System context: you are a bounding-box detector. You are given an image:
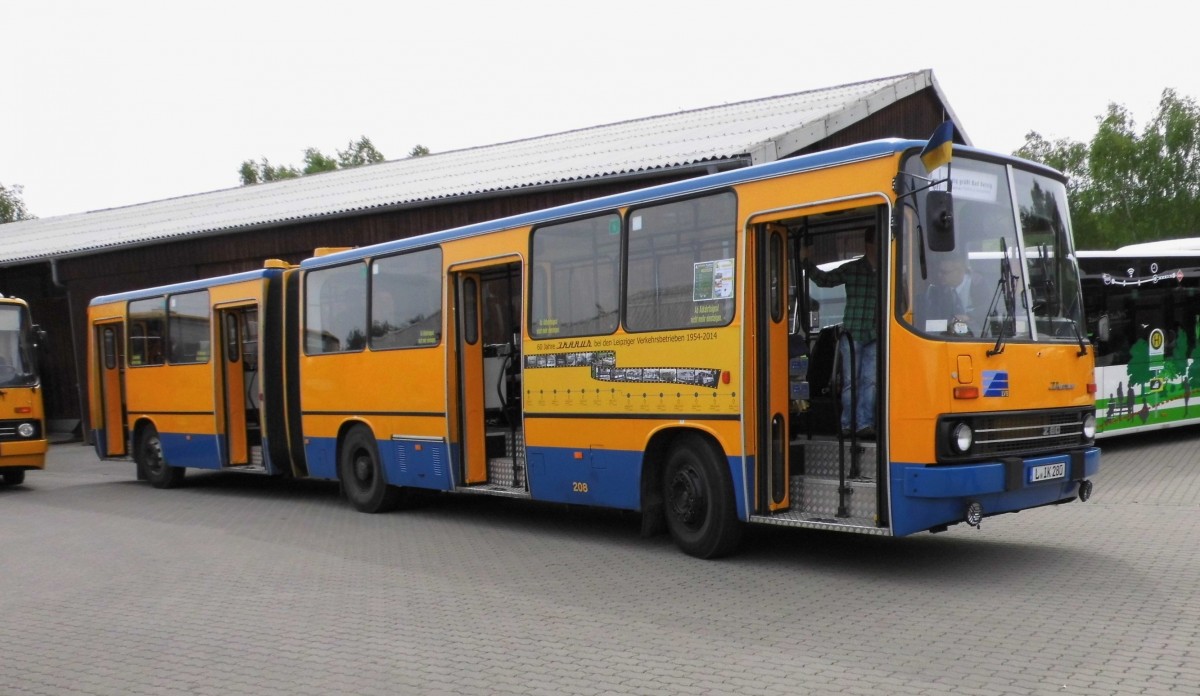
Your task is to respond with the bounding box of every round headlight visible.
[17,422,35,438]
[1082,412,1096,440]
[951,422,973,453]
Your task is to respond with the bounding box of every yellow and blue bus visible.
[88,137,1100,557]
[0,295,48,486]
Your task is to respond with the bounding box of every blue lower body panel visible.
[158,432,222,470]
[383,438,452,491]
[91,429,108,459]
[890,447,1101,536]
[525,446,641,509]
[299,437,747,517]
[302,436,455,489]
[304,439,338,480]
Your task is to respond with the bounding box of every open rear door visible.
[218,307,250,466]
[95,322,127,457]
[454,272,488,485]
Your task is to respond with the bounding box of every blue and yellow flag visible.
[919,121,955,172]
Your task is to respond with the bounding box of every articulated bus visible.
[1080,238,1200,436]
[88,137,1100,557]
[0,295,47,486]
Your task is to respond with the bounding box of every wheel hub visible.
[354,454,373,483]
[668,467,706,527]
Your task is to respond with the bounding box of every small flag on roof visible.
[919,121,955,172]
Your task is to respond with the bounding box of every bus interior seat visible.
[799,325,842,436]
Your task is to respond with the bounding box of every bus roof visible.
[302,139,1055,270]
[88,267,283,306]
[1114,238,1200,254]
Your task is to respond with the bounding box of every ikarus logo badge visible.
[983,370,1010,397]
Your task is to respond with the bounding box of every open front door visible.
[95,322,127,456]
[757,224,791,512]
[454,273,488,485]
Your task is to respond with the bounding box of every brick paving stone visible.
[1,432,1198,695]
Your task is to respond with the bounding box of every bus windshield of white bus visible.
[0,304,38,386]
[898,155,1085,345]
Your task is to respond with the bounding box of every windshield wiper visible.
[987,238,1020,357]
[1068,318,1088,357]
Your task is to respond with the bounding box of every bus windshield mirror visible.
[925,191,956,252]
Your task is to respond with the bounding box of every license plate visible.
[1030,462,1066,483]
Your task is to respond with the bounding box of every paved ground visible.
[1,431,1197,696]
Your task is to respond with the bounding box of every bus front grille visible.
[937,408,1091,462]
[0,419,42,442]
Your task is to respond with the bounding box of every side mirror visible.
[1097,315,1110,342]
[926,191,956,252]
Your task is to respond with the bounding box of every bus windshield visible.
[899,154,1084,344]
[0,304,38,386]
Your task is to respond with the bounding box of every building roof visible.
[0,69,965,267]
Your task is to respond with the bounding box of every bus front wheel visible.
[137,425,184,489]
[339,426,402,513]
[2,470,25,486]
[662,434,742,559]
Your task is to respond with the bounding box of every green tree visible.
[337,136,385,168]
[302,148,339,175]
[238,158,300,185]
[1016,89,1200,249]
[0,182,35,223]
[408,144,430,158]
[239,136,400,186]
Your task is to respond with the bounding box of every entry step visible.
[790,475,877,520]
[792,438,877,479]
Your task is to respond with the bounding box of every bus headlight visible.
[951,422,973,454]
[17,422,35,438]
[1082,412,1096,440]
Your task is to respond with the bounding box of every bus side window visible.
[530,214,620,339]
[625,192,736,332]
[128,297,166,366]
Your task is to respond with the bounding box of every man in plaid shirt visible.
[803,229,879,437]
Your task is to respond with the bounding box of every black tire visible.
[662,434,743,558]
[2,470,25,486]
[137,425,185,489]
[339,426,403,513]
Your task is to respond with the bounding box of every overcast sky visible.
[3,0,1195,219]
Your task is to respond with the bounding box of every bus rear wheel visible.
[137,425,184,489]
[339,426,403,513]
[2,470,25,486]
[662,434,742,559]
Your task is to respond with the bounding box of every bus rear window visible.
[625,192,737,332]
[305,264,368,354]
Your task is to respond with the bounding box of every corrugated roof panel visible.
[0,71,943,265]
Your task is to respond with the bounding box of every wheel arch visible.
[335,419,385,484]
[639,425,742,535]
[130,416,160,480]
